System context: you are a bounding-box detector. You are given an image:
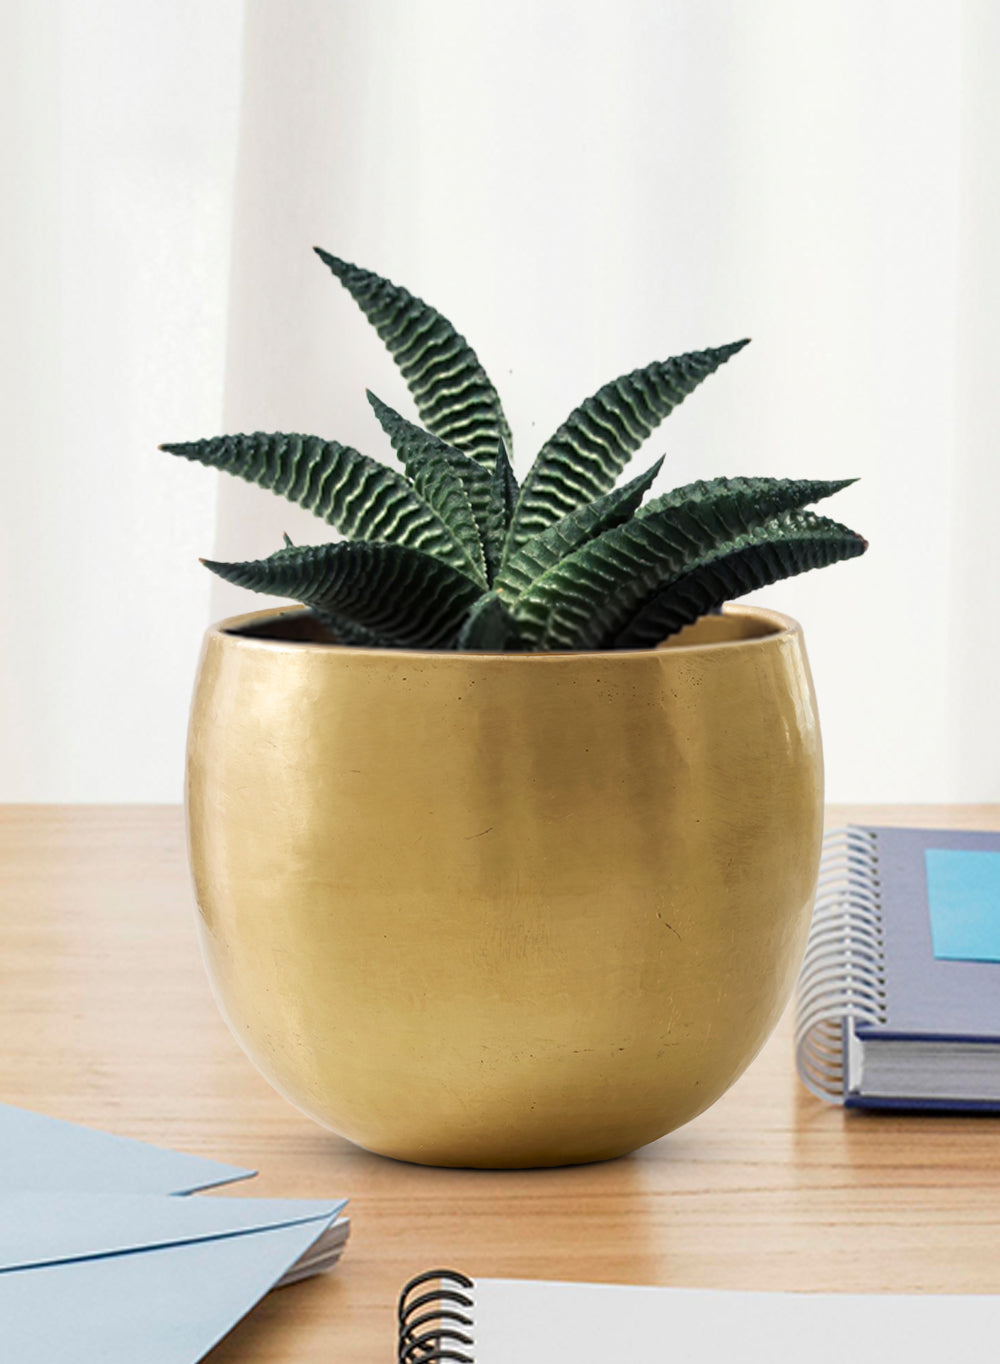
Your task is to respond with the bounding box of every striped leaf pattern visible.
[366,392,489,583]
[496,456,664,599]
[486,439,519,584]
[615,514,869,648]
[202,542,482,650]
[315,249,511,467]
[512,477,859,650]
[638,476,856,534]
[505,340,750,552]
[626,475,857,573]
[160,431,473,575]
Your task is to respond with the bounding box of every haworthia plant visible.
[162,252,867,651]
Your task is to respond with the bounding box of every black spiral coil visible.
[398,1268,475,1363]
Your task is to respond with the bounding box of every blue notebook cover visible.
[795,825,1000,1109]
[856,826,1000,1045]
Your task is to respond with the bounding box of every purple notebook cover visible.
[854,825,1000,1044]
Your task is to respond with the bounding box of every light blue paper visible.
[0,1196,343,1364]
[0,1191,346,1270]
[0,1103,255,1193]
[926,849,1000,962]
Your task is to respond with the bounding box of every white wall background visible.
[3,0,998,804]
[1,0,244,801]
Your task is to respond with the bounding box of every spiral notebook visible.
[397,1270,1000,1363]
[795,825,1000,1109]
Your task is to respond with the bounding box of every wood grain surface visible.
[2,804,1000,1360]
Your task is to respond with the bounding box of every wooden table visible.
[2,805,1000,1360]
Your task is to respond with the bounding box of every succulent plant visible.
[162,252,866,651]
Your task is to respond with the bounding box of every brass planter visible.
[186,604,822,1168]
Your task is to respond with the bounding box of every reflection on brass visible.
[186,604,823,1168]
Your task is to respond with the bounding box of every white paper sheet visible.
[471,1278,1000,1364]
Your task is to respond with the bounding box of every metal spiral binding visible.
[794,827,887,1102]
[398,1268,475,1363]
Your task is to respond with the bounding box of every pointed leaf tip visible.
[365,393,490,584]
[157,430,481,575]
[508,341,751,551]
[199,557,232,575]
[198,541,483,650]
[716,337,750,358]
[315,255,511,466]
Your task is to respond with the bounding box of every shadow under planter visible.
[186,603,823,1168]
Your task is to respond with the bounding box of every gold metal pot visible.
[186,603,822,1168]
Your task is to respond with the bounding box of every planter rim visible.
[207,602,802,661]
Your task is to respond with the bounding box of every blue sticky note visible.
[926,849,1000,962]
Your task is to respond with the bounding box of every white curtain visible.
[4,0,998,803]
[1,0,243,800]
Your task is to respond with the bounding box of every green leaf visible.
[315,249,512,467]
[637,476,856,535]
[455,590,524,651]
[614,513,868,648]
[486,438,519,585]
[202,542,482,650]
[506,340,750,551]
[311,610,398,649]
[366,391,489,583]
[496,456,664,599]
[512,476,858,650]
[160,431,478,579]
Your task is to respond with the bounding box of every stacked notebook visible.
[795,825,1000,1109]
[0,1101,349,1362]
